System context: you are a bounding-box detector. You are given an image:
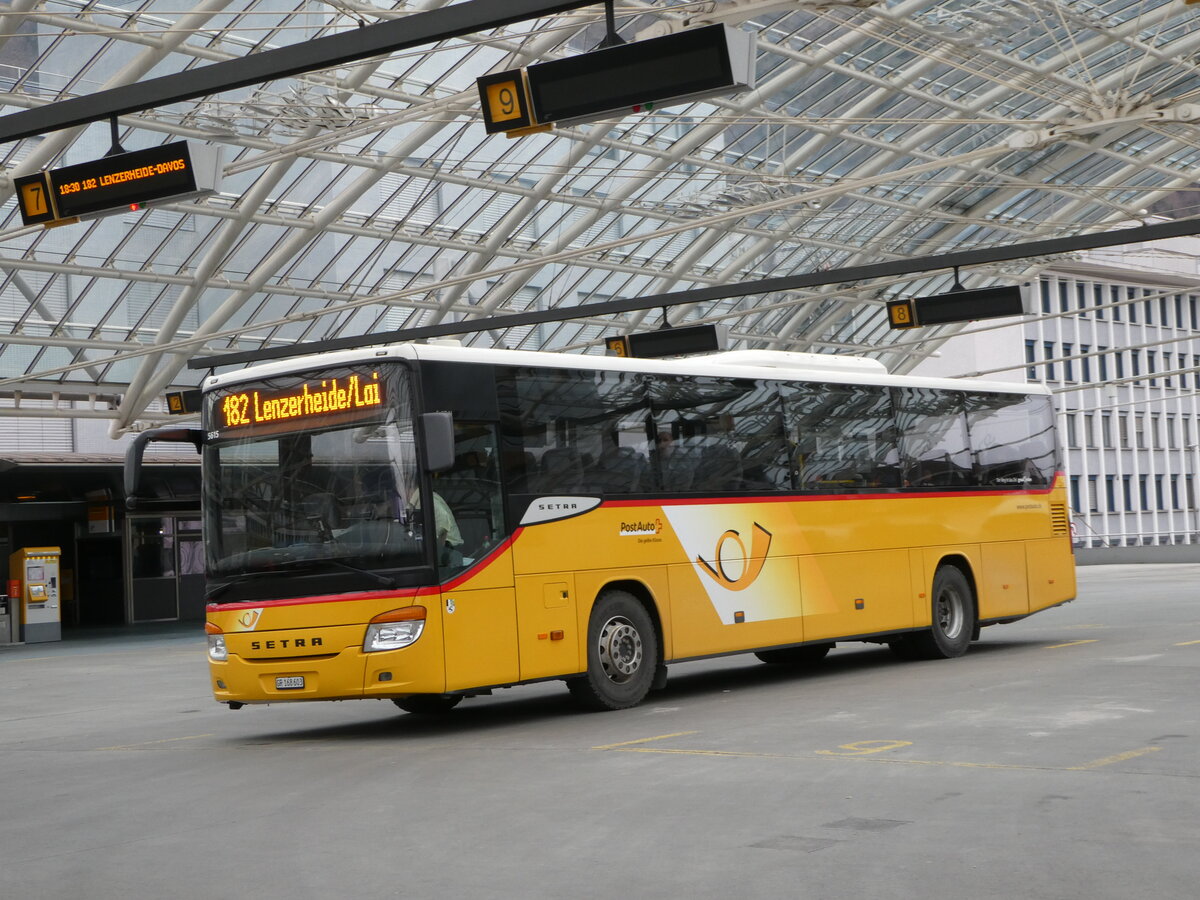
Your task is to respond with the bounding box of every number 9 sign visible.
[478,69,534,134]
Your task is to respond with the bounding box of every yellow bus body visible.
[207,478,1074,704]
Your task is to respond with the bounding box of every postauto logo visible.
[695,523,773,592]
[620,518,663,536]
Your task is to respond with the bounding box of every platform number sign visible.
[477,69,534,134]
[887,299,918,329]
[13,172,60,226]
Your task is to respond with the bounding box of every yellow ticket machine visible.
[10,547,62,643]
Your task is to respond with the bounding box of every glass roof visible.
[2,0,1200,432]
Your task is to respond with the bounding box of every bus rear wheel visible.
[891,564,975,660]
[393,695,462,714]
[755,644,833,666]
[568,590,658,711]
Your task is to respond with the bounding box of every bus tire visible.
[755,644,832,666]
[894,565,976,660]
[393,694,462,714]
[568,590,658,711]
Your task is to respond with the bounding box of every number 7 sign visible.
[13,172,59,226]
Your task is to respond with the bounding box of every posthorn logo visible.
[695,523,773,591]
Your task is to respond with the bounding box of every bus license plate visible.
[275,676,305,690]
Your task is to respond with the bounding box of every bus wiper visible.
[207,559,396,601]
[300,558,398,589]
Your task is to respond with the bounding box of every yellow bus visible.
[138,343,1075,713]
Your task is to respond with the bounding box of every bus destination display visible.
[216,372,385,437]
[14,141,222,226]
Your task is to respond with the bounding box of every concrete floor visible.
[2,564,1197,899]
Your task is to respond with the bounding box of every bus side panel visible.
[515,574,581,681]
[1025,537,1076,612]
[667,556,803,658]
[439,585,519,692]
[797,549,913,642]
[977,542,1030,619]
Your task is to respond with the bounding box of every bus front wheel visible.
[891,565,975,660]
[568,590,658,711]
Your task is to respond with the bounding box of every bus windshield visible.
[203,365,428,579]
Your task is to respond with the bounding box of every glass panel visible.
[203,364,427,577]
[893,388,974,487]
[965,392,1057,487]
[131,518,175,578]
[432,423,506,577]
[782,382,899,491]
[500,367,652,495]
[648,375,789,493]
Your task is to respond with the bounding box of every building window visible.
[1115,350,1125,379]
[1041,280,1052,314]
[1148,351,1157,387]
[1088,475,1099,512]
[1168,416,1177,449]
[1128,287,1138,323]
[1106,475,1117,512]
[1185,417,1193,447]
[1171,475,1180,510]
[1099,347,1109,381]
[1043,341,1056,381]
[1139,474,1149,510]
[1059,282,1070,313]
[1077,283,1088,313]
[1025,340,1037,381]
[1070,476,1082,513]
[1188,475,1196,511]
[1066,413,1078,448]
[1150,414,1160,449]
[1191,296,1198,330]
[1095,284,1105,319]
[1084,413,1095,448]
[1081,344,1091,382]
[1123,474,1133,511]
[1131,350,1141,379]
[1156,475,1165,511]
[1135,415,1146,449]
[1112,285,1123,321]
[1119,414,1130,448]
[1101,414,1113,448]
[1163,295,1171,326]
[1064,343,1075,382]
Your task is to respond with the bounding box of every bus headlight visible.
[364,606,426,652]
[206,623,228,661]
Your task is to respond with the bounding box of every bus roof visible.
[202,341,1046,397]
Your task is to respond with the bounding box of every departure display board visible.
[15,141,221,227]
[209,369,387,441]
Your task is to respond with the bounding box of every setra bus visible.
[129,342,1075,713]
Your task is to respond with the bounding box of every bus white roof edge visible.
[702,350,888,375]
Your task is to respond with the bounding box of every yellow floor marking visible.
[97,734,213,751]
[600,743,1163,774]
[1044,639,1099,649]
[1175,639,1200,646]
[1069,747,1161,770]
[592,731,698,750]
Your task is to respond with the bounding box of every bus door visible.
[432,424,519,691]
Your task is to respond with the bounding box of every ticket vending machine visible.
[9,547,62,643]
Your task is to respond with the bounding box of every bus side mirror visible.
[124,427,203,509]
[420,412,455,473]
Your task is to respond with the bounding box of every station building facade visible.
[911,230,1200,555]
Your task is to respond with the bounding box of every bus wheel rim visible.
[598,616,642,683]
[936,585,964,639]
